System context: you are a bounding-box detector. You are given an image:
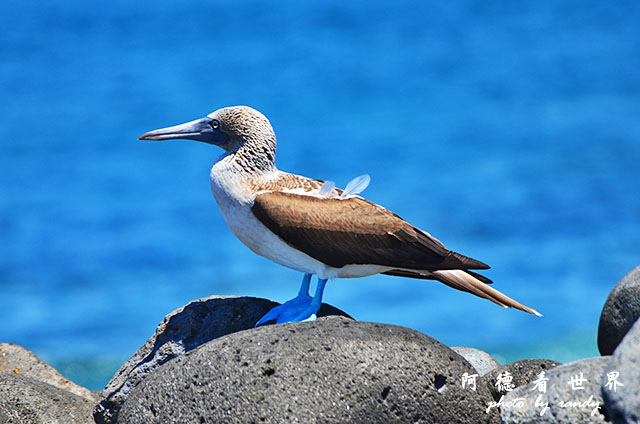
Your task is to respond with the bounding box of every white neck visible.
[209,151,278,206]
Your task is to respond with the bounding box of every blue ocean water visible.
[1,1,639,390]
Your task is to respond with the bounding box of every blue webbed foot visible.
[255,293,313,326]
[255,275,328,326]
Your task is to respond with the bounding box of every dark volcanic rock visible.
[0,342,97,402]
[95,295,352,424]
[119,317,499,424]
[0,373,94,424]
[500,357,610,424]
[598,265,640,355]
[482,359,561,402]
[452,346,500,376]
[602,316,640,423]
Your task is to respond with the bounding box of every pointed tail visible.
[432,269,542,316]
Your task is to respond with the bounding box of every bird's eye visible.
[210,120,220,129]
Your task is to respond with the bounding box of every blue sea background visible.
[1,1,639,390]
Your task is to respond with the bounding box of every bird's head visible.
[139,106,277,163]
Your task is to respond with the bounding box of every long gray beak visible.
[138,117,227,145]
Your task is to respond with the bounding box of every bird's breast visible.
[207,159,392,279]
[209,184,327,275]
[208,160,320,274]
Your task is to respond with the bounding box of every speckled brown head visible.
[139,106,277,169]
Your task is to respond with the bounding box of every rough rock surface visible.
[452,346,500,376]
[0,373,94,424]
[0,342,97,403]
[598,265,640,355]
[482,358,560,402]
[118,317,499,424]
[499,356,610,424]
[95,295,352,424]
[602,316,640,423]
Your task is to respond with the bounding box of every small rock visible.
[0,373,94,424]
[482,359,560,401]
[598,265,640,355]
[452,346,500,376]
[602,316,640,423]
[0,342,97,403]
[499,356,609,424]
[94,295,352,424]
[118,317,499,424]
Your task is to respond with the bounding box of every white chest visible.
[209,157,257,242]
[209,158,326,275]
[207,157,390,280]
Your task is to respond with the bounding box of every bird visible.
[139,106,541,325]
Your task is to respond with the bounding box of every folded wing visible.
[251,191,488,271]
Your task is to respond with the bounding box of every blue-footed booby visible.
[139,106,541,324]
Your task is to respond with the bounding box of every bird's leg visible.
[300,278,328,322]
[255,273,312,327]
[273,277,327,324]
[297,272,312,296]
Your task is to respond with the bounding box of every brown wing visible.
[251,191,489,270]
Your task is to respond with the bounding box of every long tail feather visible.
[432,270,542,316]
[383,269,493,284]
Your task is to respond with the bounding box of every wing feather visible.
[251,191,489,271]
